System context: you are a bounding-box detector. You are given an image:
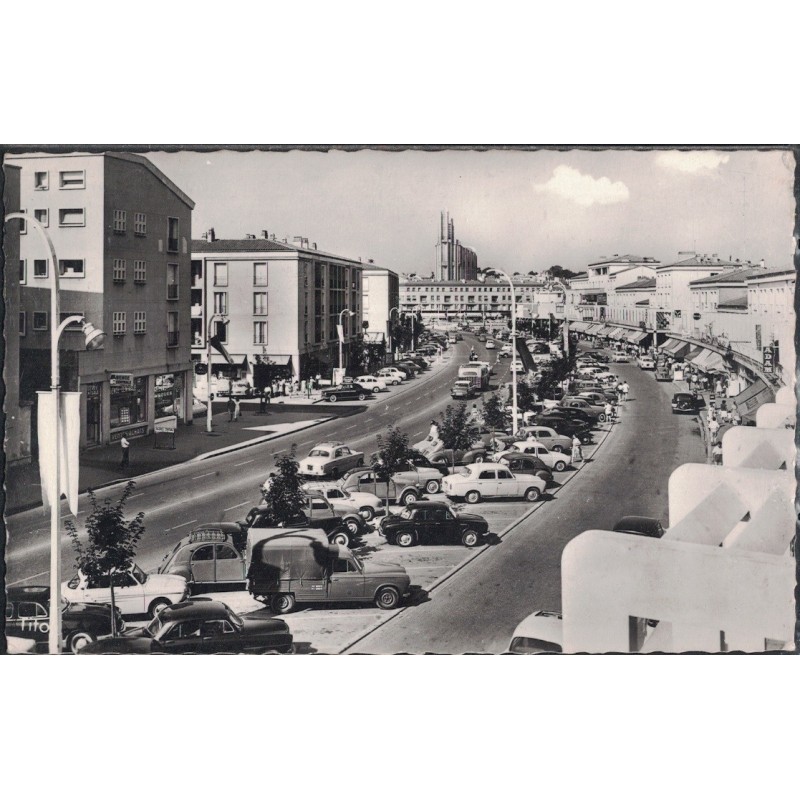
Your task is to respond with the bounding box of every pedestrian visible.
[233,396,241,420]
[604,401,613,423]
[571,434,583,463]
[119,435,130,469]
[622,381,629,402]
[227,397,235,422]
[712,441,723,466]
[264,385,271,405]
[708,416,720,444]
[428,419,439,441]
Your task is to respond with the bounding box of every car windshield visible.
[400,508,414,519]
[132,564,146,584]
[144,615,164,638]
[456,467,471,476]
[226,608,244,627]
[308,449,330,458]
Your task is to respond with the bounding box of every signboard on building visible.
[754,324,762,352]
[154,415,178,433]
[110,424,147,442]
[109,373,133,389]
[762,345,775,373]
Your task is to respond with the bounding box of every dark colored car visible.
[531,412,592,442]
[430,444,491,467]
[612,516,666,538]
[321,383,370,402]
[5,585,124,654]
[551,405,596,426]
[405,450,450,476]
[380,501,489,547]
[79,600,294,654]
[671,392,702,414]
[495,452,553,484]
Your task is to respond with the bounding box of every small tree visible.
[65,481,145,636]
[372,424,415,485]
[439,404,474,466]
[262,445,306,525]
[483,393,508,432]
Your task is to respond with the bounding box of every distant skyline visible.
[141,147,796,275]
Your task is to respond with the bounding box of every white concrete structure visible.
[362,264,399,345]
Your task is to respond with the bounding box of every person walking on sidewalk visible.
[622,381,629,402]
[708,415,720,444]
[119,435,130,469]
[233,397,241,421]
[571,434,583,463]
[227,397,235,422]
[712,441,723,465]
[604,401,614,424]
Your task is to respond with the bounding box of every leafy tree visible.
[65,481,145,636]
[438,404,474,453]
[483,393,508,432]
[536,352,576,400]
[262,445,306,525]
[372,425,416,484]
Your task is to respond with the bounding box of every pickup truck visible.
[340,466,432,506]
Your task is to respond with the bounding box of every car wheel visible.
[554,460,566,472]
[375,586,400,610]
[461,529,480,547]
[598,413,607,422]
[551,445,563,453]
[400,490,417,506]
[373,386,381,393]
[271,593,296,614]
[392,379,400,385]
[358,393,367,401]
[148,598,172,618]
[473,454,485,463]
[465,490,481,504]
[425,479,441,494]
[327,394,337,402]
[524,486,541,502]
[396,531,415,547]
[68,631,96,654]
[332,529,351,547]
[359,506,375,521]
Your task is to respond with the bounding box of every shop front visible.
[109,375,148,441]
[154,372,185,422]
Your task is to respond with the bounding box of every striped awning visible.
[689,349,727,373]
[606,326,626,339]
[585,323,605,334]
[685,346,704,363]
[626,330,648,343]
[569,321,590,332]
[662,338,686,354]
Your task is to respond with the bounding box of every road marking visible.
[7,571,49,586]
[191,471,216,480]
[223,501,249,512]
[234,459,255,466]
[128,492,145,500]
[165,519,197,531]
[272,448,287,455]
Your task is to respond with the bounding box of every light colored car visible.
[375,367,407,385]
[355,375,388,393]
[507,610,563,653]
[576,365,605,376]
[301,483,385,520]
[516,426,572,453]
[485,340,496,350]
[637,355,655,370]
[298,442,365,478]
[611,352,630,362]
[510,360,525,373]
[63,563,189,618]
[494,440,571,472]
[442,463,546,503]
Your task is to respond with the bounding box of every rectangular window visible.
[34,208,49,227]
[113,258,127,282]
[134,260,147,283]
[34,259,48,278]
[33,311,48,330]
[59,208,85,227]
[167,311,179,347]
[167,263,179,299]
[113,209,126,233]
[134,212,146,236]
[134,311,146,334]
[19,260,26,285]
[19,312,26,336]
[253,262,268,286]
[214,262,228,286]
[213,292,228,315]
[113,311,126,336]
[59,170,85,189]
[59,259,85,278]
[34,171,49,190]
[110,376,147,429]
[167,217,179,252]
[214,320,227,343]
[253,292,268,315]
[253,321,267,345]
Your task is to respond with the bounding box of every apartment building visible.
[7,152,194,450]
[362,264,400,345]
[190,232,364,382]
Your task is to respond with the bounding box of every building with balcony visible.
[434,211,478,281]
[6,152,194,450]
[190,232,364,383]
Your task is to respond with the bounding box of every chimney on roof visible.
[760,258,765,269]
[245,233,256,239]
[368,259,374,264]
[312,242,317,250]
[271,234,277,241]
[207,228,216,242]
[261,230,268,239]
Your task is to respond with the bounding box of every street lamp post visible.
[339,308,355,372]
[5,213,105,654]
[411,305,421,351]
[388,306,399,356]
[206,313,227,433]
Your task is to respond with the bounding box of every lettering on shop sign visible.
[110,425,148,442]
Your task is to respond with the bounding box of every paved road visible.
[348,358,707,653]
[4,334,507,587]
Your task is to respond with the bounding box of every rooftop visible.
[588,254,660,267]
[660,254,754,270]
[192,236,382,267]
[616,277,656,291]
[689,266,766,286]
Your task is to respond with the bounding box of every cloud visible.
[655,151,730,174]
[533,165,629,207]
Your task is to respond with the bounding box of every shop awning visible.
[670,341,692,358]
[209,353,248,366]
[662,338,684,354]
[569,321,590,332]
[585,323,605,334]
[606,326,625,339]
[733,378,775,421]
[688,348,727,373]
[626,330,648,343]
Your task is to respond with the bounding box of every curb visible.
[337,416,618,654]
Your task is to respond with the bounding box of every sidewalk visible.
[4,403,348,515]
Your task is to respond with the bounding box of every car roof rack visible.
[188,529,229,544]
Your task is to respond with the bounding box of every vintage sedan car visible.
[320,383,371,402]
[671,392,702,414]
[507,610,563,654]
[611,352,630,362]
[451,379,477,400]
[5,585,125,654]
[637,355,655,370]
[380,501,489,547]
[404,450,450,476]
[80,600,294,655]
[355,375,388,393]
[516,425,572,453]
[429,443,491,467]
[578,389,618,406]
[298,442,365,479]
[301,483,385,520]
[510,360,525,373]
[495,452,553,484]
[375,367,407,385]
[530,412,592,442]
[63,564,189,618]
[485,340,496,350]
[442,463,546,504]
[559,397,608,422]
[351,460,443,494]
[494,441,571,472]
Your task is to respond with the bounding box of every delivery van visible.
[246,529,412,614]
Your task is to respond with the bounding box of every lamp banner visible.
[337,323,344,343]
[36,391,81,516]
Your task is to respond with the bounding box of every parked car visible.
[485,340,496,350]
[63,563,189,619]
[451,379,477,400]
[577,390,618,406]
[298,442,365,478]
[429,443,491,467]
[5,585,125,654]
[560,397,608,422]
[611,352,629,363]
[671,392,702,414]
[516,425,572,453]
[320,383,370,402]
[355,375,388,392]
[531,411,592,442]
[340,468,422,506]
[507,610,563,653]
[495,452,553,484]
[80,600,294,654]
[550,405,596,426]
[442,463,546,503]
[380,501,489,547]
[494,441,571,472]
[302,484,385,520]
[375,367,407,385]
[404,450,450,476]
[510,360,525,373]
[613,516,666,538]
[637,355,655,370]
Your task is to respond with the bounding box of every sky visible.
[146,147,796,275]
